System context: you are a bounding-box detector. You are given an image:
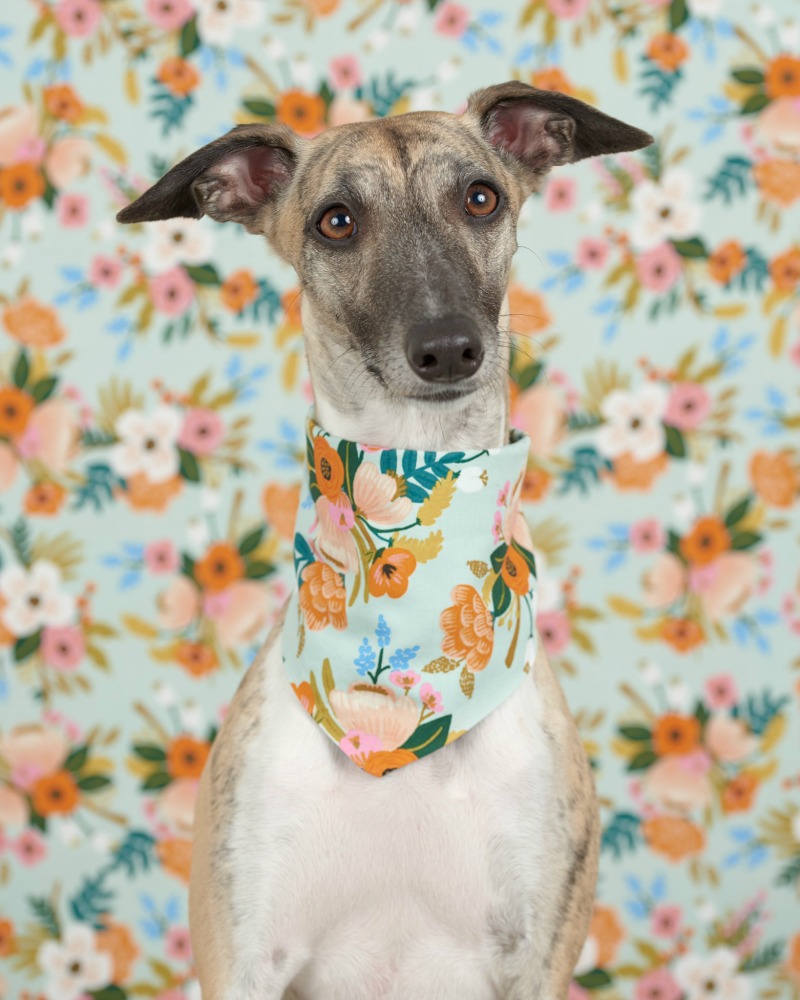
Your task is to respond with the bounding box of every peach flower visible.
[156,837,192,882]
[328,96,372,127]
[0,725,68,779]
[588,905,625,966]
[506,284,552,335]
[353,461,412,525]
[0,442,18,491]
[699,553,757,621]
[329,683,419,750]
[261,482,300,540]
[2,298,66,349]
[642,816,705,862]
[0,105,37,166]
[643,553,686,608]
[95,917,140,984]
[644,756,712,812]
[44,136,92,188]
[26,399,80,474]
[513,384,565,457]
[157,575,199,631]
[159,777,198,832]
[704,714,758,763]
[756,97,800,154]
[314,495,359,573]
[0,785,28,827]
[213,580,269,648]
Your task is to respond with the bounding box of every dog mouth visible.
[405,385,479,404]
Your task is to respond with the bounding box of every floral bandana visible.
[282,416,538,778]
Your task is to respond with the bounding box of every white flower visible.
[696,900,718,924]
[91,831,114,855]
[397,6,421,31]
[195,0,262,45]
[21,205,45,239]
[154,681,178,708]
[181,702,205,734]
[666,679,692,712]
[674,947,751,1000]
[55,818,83,847]
[630,169,702,250]
[689,0,722,16]
[408,87,435,112]
[686,460,707,487]
[186,518,211,553]
[583,200,605,223]
[185,980,202,1000]
[264,38,286,61]
[752,3,775,27]
[290,55,314,86]
[779,20,800,50]
[93,218,115,241]
[573,934,599,975]
[142,218,213,272]
[38,923,113,1000]
[0,560,75,637]
[110,406,182,484]
[641,660,663,686]
[436,56,461,83]
[366,27,390,51]
[455,466,487,492]
[596,383,668,462]
[1,242,22,268]
[200,487,222,512]
[673,495,696,531]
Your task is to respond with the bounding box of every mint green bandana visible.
[282,416,538,777]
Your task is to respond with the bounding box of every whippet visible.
[118,81,652,1000]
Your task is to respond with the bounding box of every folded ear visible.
[116,124,303,233]
[467,81,653,188]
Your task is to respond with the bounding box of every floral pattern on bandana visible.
[283,418,537,776]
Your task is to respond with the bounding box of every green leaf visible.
[724,496,752,528]
[627,749,657,771]
[576,969,613,990]
[31,375,58,403]
[184,263,221,285]
[619,726,652,742]
[668,0,688,29]
[181,553,196,580]
[133,744,167,762]
[13,351,30,389]
[731,531,761,551]
[143,771,171,791]
[242,98,276,118]
[666,530,683,558]
[491,574,512,618]
[90,987,127,1000]
[671,237,708,259]
[244,560,274,579]
[178,447,200,482]
[77,774,112,792]
[732,67,764,84]
[14,630,41,662]
[400,715,451,759]
[179,16,199,56]
[64,746,89,772]
[238,526,265,556]
[741,92,770,115]
[664,424,686,458]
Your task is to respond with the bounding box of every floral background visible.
[0,0,799,998]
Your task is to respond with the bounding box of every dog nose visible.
[406,316,484,383]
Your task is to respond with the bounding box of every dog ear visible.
[116,124,302,233]
[467,81,652,184]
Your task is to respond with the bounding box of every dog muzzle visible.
[282,415,538,777]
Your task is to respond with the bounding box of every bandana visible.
[282,415,538,777]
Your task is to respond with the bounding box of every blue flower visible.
[354,638,376,676]
[375,615,391,648]
[388,646,420,670]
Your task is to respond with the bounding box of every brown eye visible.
[318,206,356,240]
[465,183,499,218]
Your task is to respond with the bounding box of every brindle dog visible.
[119,82,652,1000]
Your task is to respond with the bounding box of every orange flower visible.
[722,772,758,813]
[680,515,731,566]
[281,286,303,328]
[750,450,799,508]
[441,584,495,673]
[262,482,300,540]
[788,933,800,981]
[589,905,625,966]
[0,387,35,438]
[167,735,210,779]
[765,54,800,98]
[176,641,219,678]
[0,162,45,210]
[157,57,200,96]
[44,83,84,123]
[368,548,417,599]
[2,297,66,348]
[291,680,315,715]
[24,482,66,516]
[95,917,140,983]
[220,269,258,312]
[501,545,530,596]
[31,770,79,816]
[299,561,348,631]
[195,542,245,592]
[313,436,344,500]
[0,918,15,958]
[708,240,747,284]
[647,33,689,72]
[521,466,552,502]
[642,816,705,862]
[661,617,705,652]
[769,246,800,291]
[308,0,340,13]
[156,836,192,882]
[610,451,668,491]
[276,89,326,136]
[652,713,701,756]
[754,160,800,207]
[360,748,417,777]
[530,67,574,94]
[506,283,552,335]
[123,472,183,512]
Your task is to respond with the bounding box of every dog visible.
[118,81,652,1000]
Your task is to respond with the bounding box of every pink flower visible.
[650,904,683,939]
[149,266,195,316]
[576,237,609,270]
[213,580,269,648]
[546,0,591,17]
[329,54,362,91]
[680,749,712,774]
[389,670,420,691]
[420,683,443,713]
[178,408,225,455]
[45,136,92,187]
[643,553,686,608]
[144,539,179,575]
[568,983,590,1000]
[339,730,383,758]
[688,561,719,594]
[634,967,682,1000]
[202,588,232,619]
[536,609,571,656]
[630,517,665,554]
[157,575,200,630]
[12,830,47,867]
[56,193,90,228]
[165,926,193,961]
[41,625,85,672]
[636,243,682,293]
[88,254,123,288]
[54,0,102,37]
[544,176,577,212]
[789,339,800,368]
[434,2,470,36]
[144,0,194,30]
[705,673,738,710]
[15,137,46,164]
[664,382,711,431]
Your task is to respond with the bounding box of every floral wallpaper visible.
[0,0,799,998]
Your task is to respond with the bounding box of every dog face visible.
[118,83,651,412]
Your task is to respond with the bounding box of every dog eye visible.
[318,206,356,241]
[465,183,499,218]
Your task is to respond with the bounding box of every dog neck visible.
[301,297,511,452]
